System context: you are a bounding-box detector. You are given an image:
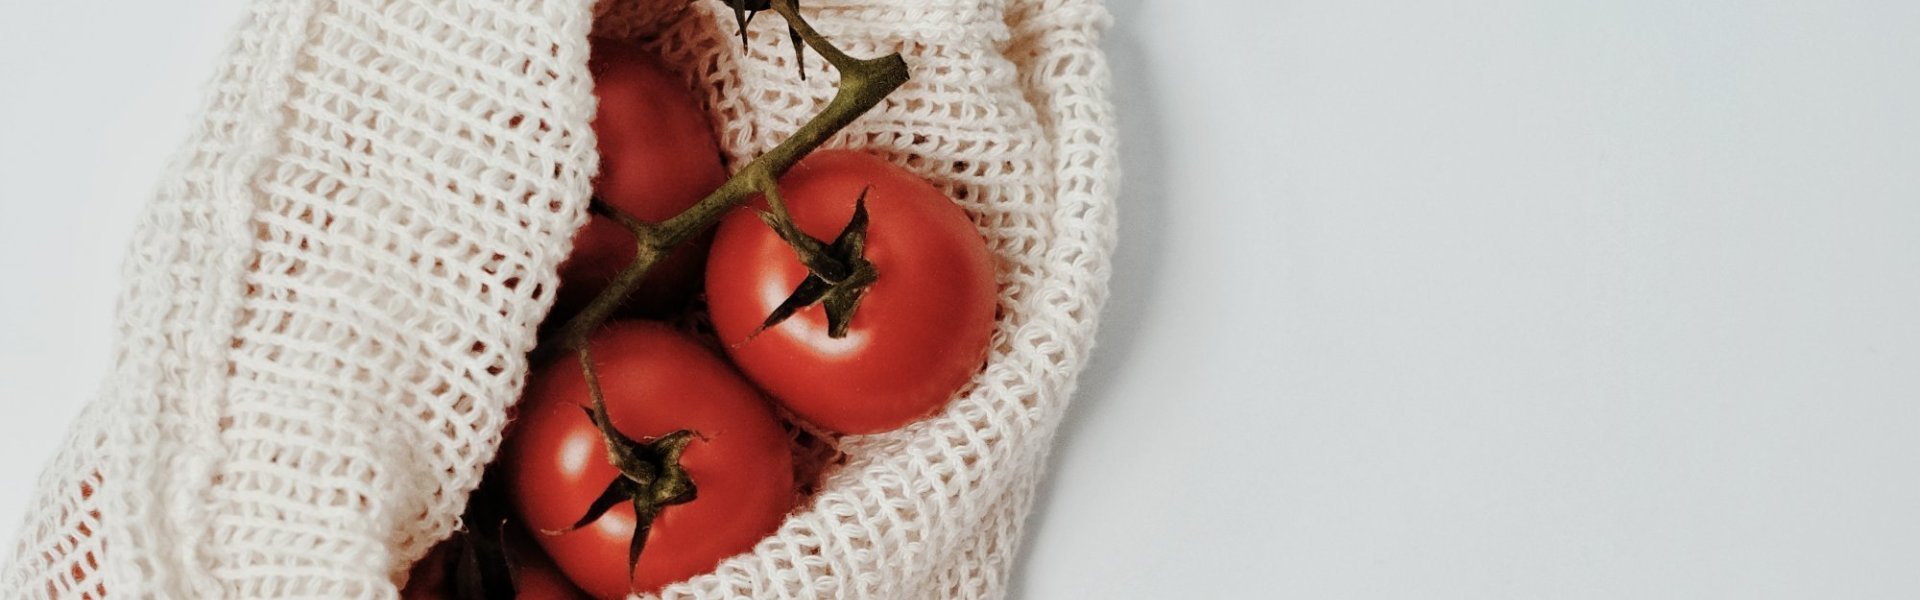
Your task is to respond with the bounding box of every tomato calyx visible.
[717,0,810,79]
[755,187,878,338]
[445,518,518,600]
[543,347,702,579]
[417,483,520,599]
[547,428,697,577]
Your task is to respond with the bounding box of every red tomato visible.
[556,40,727,318]
[704,150,998,434]
[401,524,590,600]
[508,545,590,600]
[400,540,456,599]
[503,323,793,598]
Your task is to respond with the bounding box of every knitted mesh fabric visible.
[3,0,1116,598]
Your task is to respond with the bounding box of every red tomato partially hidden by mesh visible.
[705,150,998,434]
[503,323,793,598]
[556,40,726,319]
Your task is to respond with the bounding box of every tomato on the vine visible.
[556,40,727,318]
[704,150,998,435]
[503,322,793,598]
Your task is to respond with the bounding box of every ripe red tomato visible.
[556,40,727,318]
[503,322,793,598]
[506,549,588,600]
[401,524,589,600]
[704,150,998,434]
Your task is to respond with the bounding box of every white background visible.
[4,1,1920,598]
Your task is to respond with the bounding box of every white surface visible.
[4,1,1920,598]
[0,0,250,537]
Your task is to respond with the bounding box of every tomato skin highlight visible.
[557,40,727,318]
[503,322,793,598]
[704,150,999,435]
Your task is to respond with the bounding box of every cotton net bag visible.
[4,0,1116,597]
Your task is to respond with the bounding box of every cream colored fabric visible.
[4,0,1116,598]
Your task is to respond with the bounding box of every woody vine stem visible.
[517,0,910,577]
[536,0,906,362]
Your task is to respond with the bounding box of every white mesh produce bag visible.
[4,0,1116,597]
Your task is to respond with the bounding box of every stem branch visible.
[533,0,906,363]
[511,3,908,583]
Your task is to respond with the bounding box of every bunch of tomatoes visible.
[403,39,996,600]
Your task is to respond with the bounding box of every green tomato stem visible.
[518,1,910,578]
[533,0,906,363]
